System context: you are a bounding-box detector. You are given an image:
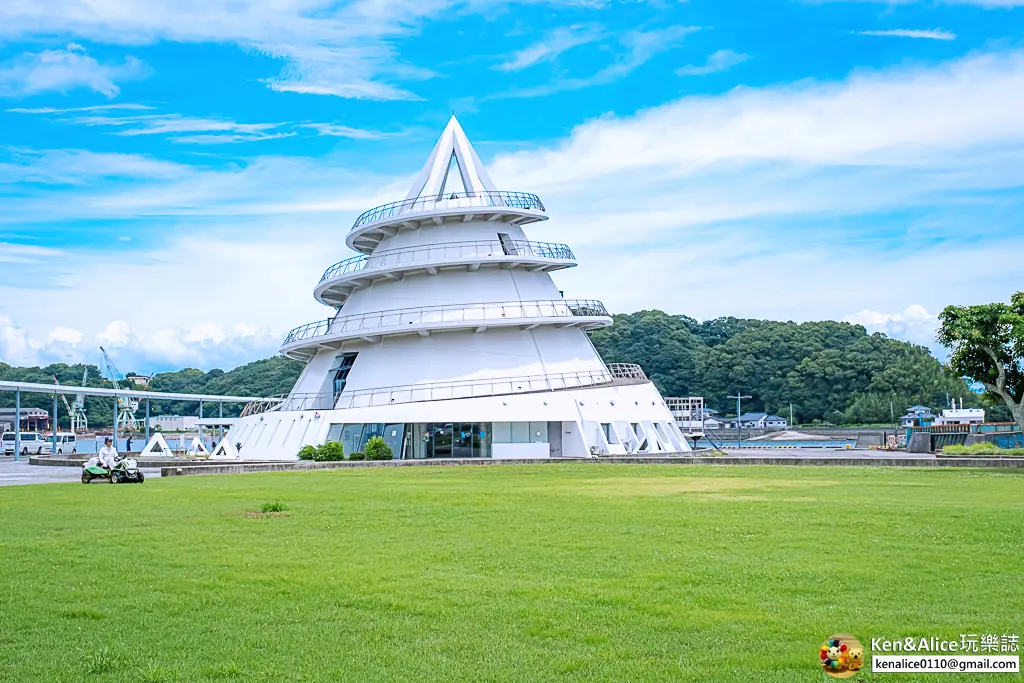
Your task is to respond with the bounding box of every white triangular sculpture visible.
[209,439,239,460]
[404,115,496,201]
[139,432,175,458]
[187,437,209,457]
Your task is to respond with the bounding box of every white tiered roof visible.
[405,115,497,201]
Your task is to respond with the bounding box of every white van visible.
[54,433,77,455]
[1,432,52,456]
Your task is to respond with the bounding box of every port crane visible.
[100,347,140,432]
[50,370,89,433]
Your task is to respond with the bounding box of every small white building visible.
[149,415,199,431]
[737,412,788,430]
[934,408,985,426]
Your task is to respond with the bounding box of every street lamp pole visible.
[728,393,752,449]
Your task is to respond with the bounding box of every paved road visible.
[0,458,162,486]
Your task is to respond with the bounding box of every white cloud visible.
[0,0,486,100]
[488,49,1024,189]
[495,24,700,98]
[0,148,190,185]
[856,29,957,41]
[4,48,1024,369]
[844,305,942,354]
[676,49,749,76]
[0,44,146,98]
[6,103,154,114]
[495,25,604,72]
[298,123,390,139]
[47,327,84,345]
[9,107,390,145]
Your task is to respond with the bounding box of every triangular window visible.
[436,151,468,200]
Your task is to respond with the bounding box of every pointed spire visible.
[405,115,497,201]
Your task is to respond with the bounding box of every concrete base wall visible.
[162,455,1024,478]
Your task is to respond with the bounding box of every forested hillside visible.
[588,310,987,424]
[0,311,995,429]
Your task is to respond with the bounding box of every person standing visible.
[126,436,133,453]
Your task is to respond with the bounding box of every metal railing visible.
[283,299,611,346]
[352,191,545,230]
[319,239,575,284]
[607,363,649,383]
[239,363,650,415]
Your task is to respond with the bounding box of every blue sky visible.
[1,0,1022,373]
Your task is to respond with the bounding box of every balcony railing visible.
[239,363,649,415]
[607,363,649,382]
[319,240,575,284]
[283,299,611,346]
[352,191,545,231]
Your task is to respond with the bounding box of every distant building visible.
[900,405,936,428]
[149,415,198,431]
[0,407,50,432]
[737,412,788,430]
[703,416,727,430]
[934,407,985,426]
[126,375,153,388]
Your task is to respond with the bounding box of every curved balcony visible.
[314,239,577,307]
[281,299,612,360]
[239,363,649,415]
[347,191,548,254]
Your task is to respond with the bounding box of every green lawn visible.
[1,465,1022,682]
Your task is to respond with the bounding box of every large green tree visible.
[938,292,1024,429]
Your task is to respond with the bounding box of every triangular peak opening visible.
[437,151,469,200]
[405,115,497,202]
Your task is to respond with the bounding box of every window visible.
[330,353,358,397]
[510,422,530,443]
[601,423,611,442]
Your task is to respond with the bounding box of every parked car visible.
[1,432,52,456]
[54,433,77,455]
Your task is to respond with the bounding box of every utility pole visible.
[728,393,752,449]
[789,403,794,428]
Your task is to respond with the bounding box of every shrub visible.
[348,451,366,461]
[314,441,345,461]
[261,501,287,513]
[297,445,317,461]
[942,443,1024,456]
[365,436,394,460]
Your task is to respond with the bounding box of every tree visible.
[938,292,1024,429]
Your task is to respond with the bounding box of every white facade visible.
[149,415,199,431]
[225,116,687,460]
[934,408,985,425]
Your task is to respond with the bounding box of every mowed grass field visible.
[1,465,1022,682]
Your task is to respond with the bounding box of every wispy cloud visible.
[0,0,468,100]
[73,113,282,137]
[299,123,391,139]
[494,24,700,99]
[494,25,604,72]
[0,44,147,98]
[856,29,957,40]
[676,49,749,76]
[7,107,387,144]
[0,148,190,185]
[6,103,154,114]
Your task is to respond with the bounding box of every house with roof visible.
[899,405,936,428]
[737,412,788,430]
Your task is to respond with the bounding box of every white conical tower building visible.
[227,116,688,459]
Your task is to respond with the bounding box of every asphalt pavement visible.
[0,458,162,486]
